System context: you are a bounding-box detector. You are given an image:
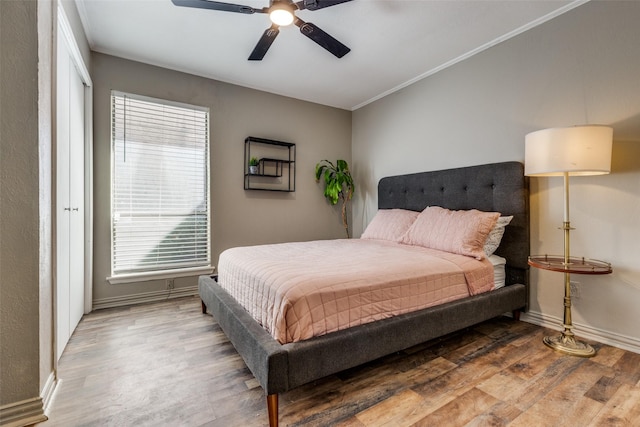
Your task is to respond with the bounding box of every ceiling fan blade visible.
[171,0,266,14]
[295,0,353,11]
[248,25,280,61]
[295,19,350,58]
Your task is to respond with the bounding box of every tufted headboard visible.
[378,161,529,288]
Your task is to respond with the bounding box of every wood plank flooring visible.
[39,296,640,426]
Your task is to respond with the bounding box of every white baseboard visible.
[521,310,640,354]
[92,286,198,310]
[40,371,58,414]
[0,397,47,427]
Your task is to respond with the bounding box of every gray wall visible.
[352,1,640,349]
[0,0,45,410]
[91,53,352,302]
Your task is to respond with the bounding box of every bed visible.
[198,161,529,426]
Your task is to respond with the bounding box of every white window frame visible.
[107,91,212,284]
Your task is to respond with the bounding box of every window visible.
[109,91,211,282]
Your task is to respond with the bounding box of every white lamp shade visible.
[525,125,613,176]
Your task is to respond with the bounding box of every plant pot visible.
[249,166,258,174]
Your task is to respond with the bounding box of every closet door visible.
[56,32,71,359]
[68,55,85,334]
[56,30,85,359]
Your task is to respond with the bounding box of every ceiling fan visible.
[171,0,353,60]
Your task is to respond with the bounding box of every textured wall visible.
[0,0,42,405]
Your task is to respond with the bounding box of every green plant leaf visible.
[314,159,355,226]
[315,163,326,181]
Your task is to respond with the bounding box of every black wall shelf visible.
[244,136,296,192]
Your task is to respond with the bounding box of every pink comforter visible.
[217,239,494,344]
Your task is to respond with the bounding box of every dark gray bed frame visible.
[198,161,529,426]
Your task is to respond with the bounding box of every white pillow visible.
[361,209,419,242]
[484,215,513,257]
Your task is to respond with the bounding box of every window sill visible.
[107,266,215,285]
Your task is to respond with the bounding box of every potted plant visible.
[315,159,355,238]
[249,157,259,174]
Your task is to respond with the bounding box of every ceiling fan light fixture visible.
[269,5,294,26]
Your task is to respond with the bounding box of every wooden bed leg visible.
[201,299,207,314]
[267,394,278,427]
[512,310,521,321]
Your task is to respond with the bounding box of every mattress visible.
[217,239,495,344]
[489,254,507,289]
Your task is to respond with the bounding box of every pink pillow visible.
[402,206,499,259]
[361,209,419,242]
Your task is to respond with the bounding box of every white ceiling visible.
[76,0,585,110]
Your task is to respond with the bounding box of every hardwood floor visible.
[39,296,640,426]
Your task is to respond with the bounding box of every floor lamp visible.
[525,125,613,357]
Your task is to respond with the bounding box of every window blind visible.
[111,91,210,276]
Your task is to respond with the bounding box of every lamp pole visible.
[542,172,596,357]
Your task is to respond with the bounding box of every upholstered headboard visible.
[378,161,529,288]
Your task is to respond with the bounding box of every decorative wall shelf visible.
[244,136,296,192]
